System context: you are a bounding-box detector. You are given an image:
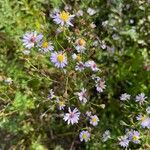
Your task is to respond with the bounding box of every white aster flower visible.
[93,40,99,47]
[56,99,65,110]
[85,60,99,72]
[72,53,77,60]
[52,11,75,27]
[22,31,43,49]
[87,8,96,16]
[76,88,88,103]
[63,107,80,125]
[79,130,90,142]
[85,111,92,117]
[4,77,13,84]
[50,51,67,68]
[75,38,86,53]
[95,78,106,93]
[75,61,85,71]
[135,93,147,105]
[120,93,131,101]
[22,50,30,55]
[39,41,54,53]
[90,22,96,28]
[146,106,150,114]
[76,10,83,17]
[90,115,99,126]
[102,130,111,142]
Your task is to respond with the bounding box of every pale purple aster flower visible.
[118,135,129,148]
[136,115,150,128]
[86,111,92,117]
[95,78,106,93]
[52,11,75,27]
[63,107,80,125]
[75,38,86,53]
[90,115,99,126]
[48,89,55,99]
[76,88,88,103]
[102,130,111,142]
[50,51,67,68]
[22,31,43,49]
[75,62,85,71]
[129,130,140,144]
[39,41,54,53]
[146,106,150,114]
[135,93,147,105]
[85,60,99,72]
[56,99,65,110]
[87,8,96,16]
[79,130,90,142]
[120,93,131,101]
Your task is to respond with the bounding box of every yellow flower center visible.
[82,134,87,140]
[42,41,48,48]
[60,11,70,22]
[133,135,139,141]
[57,54,65,62]
[77,55,81,61]
[59,101,65,106]
[92,117,97,123]
[78,38,86,46]
[141,116,146,121]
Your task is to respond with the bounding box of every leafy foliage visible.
[0,0,150,150]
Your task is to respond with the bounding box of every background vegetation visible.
[0,0,150,149]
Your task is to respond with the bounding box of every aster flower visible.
[56,99,65,110]
[85,60,99,72]
[90,22,96,29]
[50,51,67,68]
[136,115,150,128]
[22,31,43,49]
[129,130,140,144]
[118,135,129,148]
[95,78,106,93]
[102,130,111,142]
[72,53,81,61]
[22,50,30,55]
[85,111,92,117]
[63,107,80,125]
[120,93,131,101]
[135,93,147,105]
[76,88,88,103]
[79,130,90,142]
[90,115,99,126]
[76,10,83,17]
[52,11,75,27]
[87,8,96,16]
[4,78,13,84]
[39,41,54,53]
[75,61,85,71]
[146,106,150,114]
[48,89,55,99]
[75,38,86,53]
